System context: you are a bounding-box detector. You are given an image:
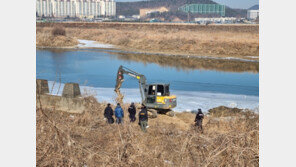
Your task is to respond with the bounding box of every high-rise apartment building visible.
[36,0,116,18]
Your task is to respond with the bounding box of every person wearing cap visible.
[104,103,114,124]
[115,103,124,124]
[195,109,204,132]
[128,102,137,122]
[138,104,148,132]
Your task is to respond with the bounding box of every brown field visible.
[36,22,259,59]
[37,95,259,166]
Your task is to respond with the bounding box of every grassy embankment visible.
[36,22,259,60]
[37,25,78,48]
[37,95,259,166]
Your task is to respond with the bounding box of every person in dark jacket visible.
[195,109,204,132]
[128,102,136,122]
[104,103,114,124]
[114,103,124,124]
[139,104,148,132]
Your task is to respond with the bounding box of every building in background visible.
[195,17,237,24]
[36,0,116,18]
[247,10,259,20]
[178,4,225,17]
[132,15,140,19]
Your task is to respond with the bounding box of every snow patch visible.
[246,56,259,59]
[77,39,115,48]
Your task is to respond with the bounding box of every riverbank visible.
[36,22,259,60]
[37,95,259,166]
[36,33,79,48]
[110,51,259,73]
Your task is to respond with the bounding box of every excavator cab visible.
[145,83,177,110]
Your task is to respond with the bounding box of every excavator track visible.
[147,109,158,118]
[166,110,175,117]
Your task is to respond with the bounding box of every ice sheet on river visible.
[48,81,259,113]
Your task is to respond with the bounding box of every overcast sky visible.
[115,0,259,9]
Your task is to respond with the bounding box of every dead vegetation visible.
[36,34,78,48]
[52,26,66,36]
[36,22,259,59]
[208,106,244,117]
[37,96,259,166]
[36,26,78,48]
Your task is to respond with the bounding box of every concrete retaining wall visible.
[62,83,81,98]
[36,79,49,94]
[37,94,86,114]
[36,80,86,114]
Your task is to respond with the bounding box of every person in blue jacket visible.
[114,103,124,124]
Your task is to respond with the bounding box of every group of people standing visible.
[104,102,205,133]
[103,102,149,132]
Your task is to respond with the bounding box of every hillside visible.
[116,0,247,18]
[249,5,259,10]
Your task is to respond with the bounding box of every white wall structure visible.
[247,10,259,20]
[195,17,237,22]
[36,0,116,18]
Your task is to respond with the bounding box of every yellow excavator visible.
[115,65,177,117]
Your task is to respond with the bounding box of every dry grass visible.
[36,26,78,47]
[36,96,259,166]
[36,34,78,47]
[36,22,259,59]
[52,26,66,36]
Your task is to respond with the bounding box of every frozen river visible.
[37,48,259,112]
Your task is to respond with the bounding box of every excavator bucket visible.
[115,67,124,92]
[114,67,125,104]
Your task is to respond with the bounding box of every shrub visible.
[52,26,66,36]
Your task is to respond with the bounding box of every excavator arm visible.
[115,66,147,104]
